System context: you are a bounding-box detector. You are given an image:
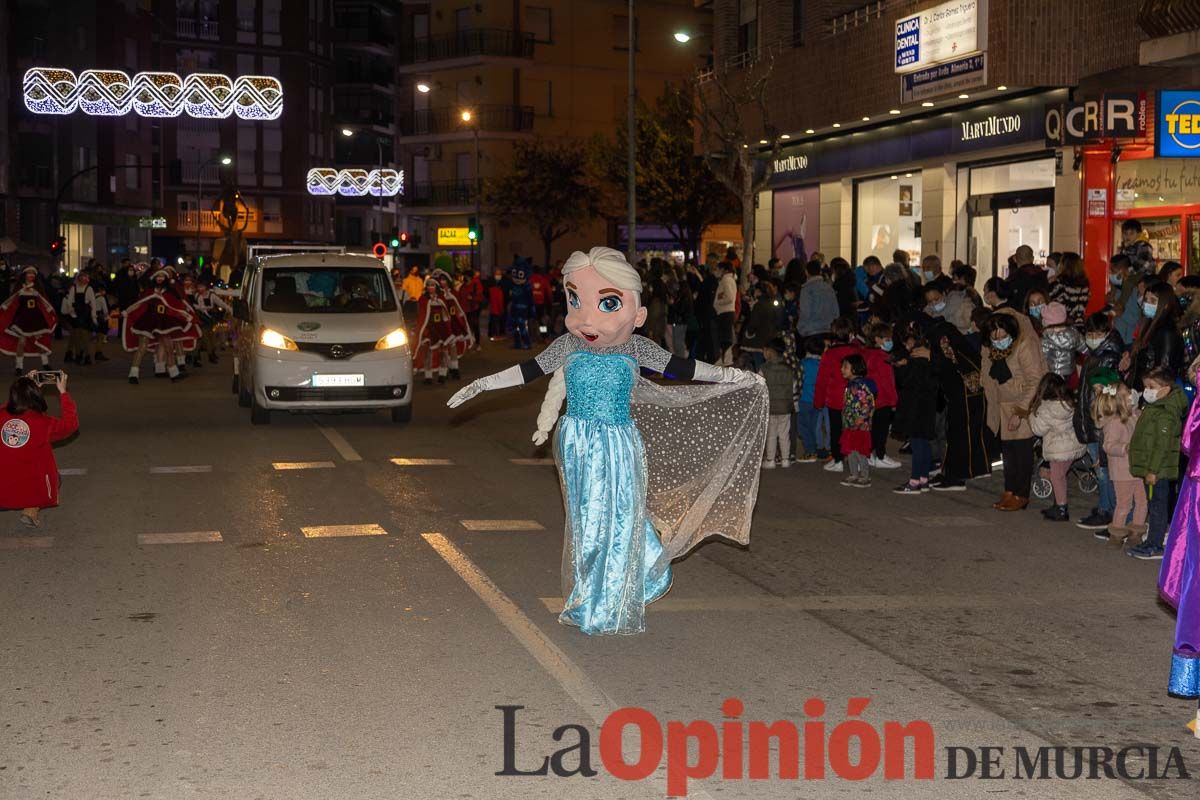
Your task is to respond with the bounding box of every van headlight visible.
[375,328,408,350]
[260,327,298,351]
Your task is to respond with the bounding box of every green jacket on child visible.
[1129,387,1189,480]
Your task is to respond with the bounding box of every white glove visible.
[445,365,525,408]
[532,430,550,446]
[447,380,485,408]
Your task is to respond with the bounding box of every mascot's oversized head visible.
[561,247,646,348]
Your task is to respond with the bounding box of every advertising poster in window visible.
[772,186,819,263]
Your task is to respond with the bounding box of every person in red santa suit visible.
[0,267,57,376]
[0,371,78,528]
[415,277,457,385]
[434,269,473,379]
[121,267,195,383]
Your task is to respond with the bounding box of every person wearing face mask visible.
[0,267,57,375]
[1039,302,1086,385]
[864,322,900,469]
[981,311,1048,511]
[920,255,954,295]
[923,286,971,335]
[1073,314,1126,531]
[1128,367,1189,561]
[1023,289,1050,335]
[1122,280,1184,391]
[1007,245,1050,311]
[1048,252,1090,329]
[1109,255,1142,345]
[982,277,1013,311]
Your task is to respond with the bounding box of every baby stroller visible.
[1031,442,1099,500]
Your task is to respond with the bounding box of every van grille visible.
[293,341,377,359]
[266,385,407,401]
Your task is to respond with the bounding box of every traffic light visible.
[398,231,410,246]
[49,236,65,256]
[389,234,401,249]
[467,215,479,243]
[372,242,387,259]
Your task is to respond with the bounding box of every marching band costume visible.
[449,247,769,636]
[121,267,196,383]
[0,267,57,375]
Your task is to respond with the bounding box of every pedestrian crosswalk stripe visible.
[301,523,387,538]
[0,537,54,549]
[390,458,454,466]
[149,465,213,474]
[58,468,88,476]
[509,458,554,466]
[272,461,336,470]
[313,421,363,462]
[138,531,223,545]
[460,519,545,531]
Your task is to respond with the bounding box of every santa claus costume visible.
[433,269,474,379]
[0,267,57,375]
[121,267,197,383]
[414,277,456,384]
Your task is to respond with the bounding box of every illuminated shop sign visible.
[1043,93,1148,145]
[137,217,167,229]
[894,0,985,74]
[1156,91,1200,157]
[23,68,283,119]
[306,168,404,197]
[437,227,474,246]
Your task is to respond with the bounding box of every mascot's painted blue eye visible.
[567,290,581,309]
[598,295,623,313]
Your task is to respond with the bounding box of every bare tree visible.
[692,55,785,287]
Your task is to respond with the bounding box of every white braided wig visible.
[533,247,642,445]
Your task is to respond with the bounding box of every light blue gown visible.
[555,350,672,635]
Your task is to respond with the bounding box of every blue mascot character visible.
[507,259,534,350]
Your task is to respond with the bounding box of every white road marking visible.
[313,421,362,462]
[149,465,212,474]
[58,468,88,476]
[301,523,387,538]
[272,461,336,470]
[460,519,545,531]
[0,537,54,549]
[390,458,454,466]
[138,531,223,545]
[422,533,613,720]
[509,458,554,466]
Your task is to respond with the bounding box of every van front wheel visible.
[251,398,271,425]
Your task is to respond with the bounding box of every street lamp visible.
[416,82,431,94]
[196,153,232,256]
[341,126,388,244]
[673,31,692,43]
[461,109,481,274]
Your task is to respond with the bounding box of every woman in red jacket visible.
[1,371,77,527]
[813,317,863,473]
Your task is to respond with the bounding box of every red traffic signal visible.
[372,242,387,259]
[49,236,65,254]
[399,231,409,244]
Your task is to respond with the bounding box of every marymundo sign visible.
[960,112,1021,142]
[773,154,810,174]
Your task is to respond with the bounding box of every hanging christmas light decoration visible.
[306,168,404,197]
[22,67,283,120]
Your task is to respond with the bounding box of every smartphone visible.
[33,370,63,386]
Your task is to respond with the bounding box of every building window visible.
[525,78,552,116]
[526,6,552,43]
[456,152,473,183]
[855,174,922,266]
[455,7,473,31]
[263,197,282,233]
[793,0,804,45]
[738,0,758,55]
[125,153,139,190]
[613,14,638,51]
[263,0,281,35]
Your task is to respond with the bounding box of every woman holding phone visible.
[0,371,77,527]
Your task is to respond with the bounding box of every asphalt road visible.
[1,337,1196,799]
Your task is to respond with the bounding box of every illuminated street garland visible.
[306,168,404,197]
[22,67,283,119]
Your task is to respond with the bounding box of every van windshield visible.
[260,267,397,314]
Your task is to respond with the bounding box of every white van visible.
[231,252,413,424]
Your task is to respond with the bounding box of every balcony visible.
[403,180,477,208]
[176,18,220,41]
[332,25,394,52]
[398,105,534,139]
[399,28,534,70]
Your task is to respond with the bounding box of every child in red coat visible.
[864,322,901,469]
[0,372,78,527]
[813,317,863,473]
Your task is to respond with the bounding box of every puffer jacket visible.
[1041,324,1085,378]
[761,361,795,416]
[1130,387,1189,480]
[1073,330,1124,444]
[862,346,898,408]
[982,309,1047,441]
[1030,399,1087,462]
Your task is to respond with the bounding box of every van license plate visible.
[312,374,365,387]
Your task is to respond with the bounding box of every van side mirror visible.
[232,298,250,322]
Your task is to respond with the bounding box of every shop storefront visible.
[59,208,154,275]
[765,89,1069,286]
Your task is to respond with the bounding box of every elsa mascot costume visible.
[448,247,769,635]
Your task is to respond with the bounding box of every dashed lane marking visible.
[313,421,363,462]
[138,531,223,545]
[149,465,213,474]
[301,523,387,538]
[460,519,545,531]
[509,458,554,466]
[390,458,454,466]
[58,468,88,476]
[0,537,54,549]
[272,461,336,470]
[422,532,613,720]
